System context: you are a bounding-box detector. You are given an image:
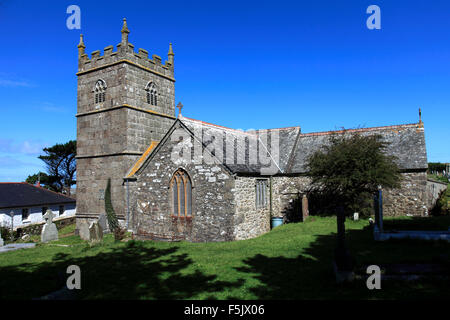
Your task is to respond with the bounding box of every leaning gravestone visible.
[97,213,109,233]
[41,209,59,243]
[88,221,103,242]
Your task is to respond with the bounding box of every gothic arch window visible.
[170,169,192,217]
[93,79,107,104]
[145,82,158,106]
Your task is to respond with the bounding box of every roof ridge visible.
[31,183,76,200]
[181,116,254,135]
[300,123,421,137]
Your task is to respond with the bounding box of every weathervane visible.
[419,107,423,125]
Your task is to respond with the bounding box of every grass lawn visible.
[0,216,449,300]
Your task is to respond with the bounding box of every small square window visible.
[22,208,30,221]
[99,189,105,200]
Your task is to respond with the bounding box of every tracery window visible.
[145,82,157,106]
[94,79,107,104]
[170,169,192,217]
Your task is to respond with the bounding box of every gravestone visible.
[41,209,59,243]
[302,194,309,220]
[78,220,90,241]
[97,213,108,233]
[0,231,4,247]
[353,212,359,221]
[88,221,103,242]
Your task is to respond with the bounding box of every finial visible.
[77,34,85,48]
[168,43,174,65]
[121,18,130,34]
[77,34,86,58]
[419,107,423,124]
[176,102,183,118]
[120,18,130,45]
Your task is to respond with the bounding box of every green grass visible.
[0,216,449,300]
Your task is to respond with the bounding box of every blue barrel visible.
[271,217,284,229]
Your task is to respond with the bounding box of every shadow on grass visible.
[0,240,243,300]
[382,215,450,231]
[235,223,450,300]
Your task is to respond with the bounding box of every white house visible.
[0,183,76,229]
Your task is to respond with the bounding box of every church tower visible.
[75,19,176,230]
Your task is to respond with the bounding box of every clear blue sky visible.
[0,0,449,182]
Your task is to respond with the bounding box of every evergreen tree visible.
[104,178,119,232]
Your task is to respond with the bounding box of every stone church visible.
[75,20,430,242]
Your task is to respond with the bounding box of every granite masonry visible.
[76,19,433,242]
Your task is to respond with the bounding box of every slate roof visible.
[0,183,76,209]
[126,116,428,178]
[180,116,295,174]
[289,123,428,173]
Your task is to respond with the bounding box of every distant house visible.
[0,183,76,229]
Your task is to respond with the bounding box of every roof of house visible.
[0,183,76,209]
[125,116,428,178]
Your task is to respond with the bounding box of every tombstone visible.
[353,212,359,221]
[88,221,103,242]
[0,231,4,247]
[41,209,59,243]
[97,213,109,233]
[78,220,90,241]
[301,194,309,220]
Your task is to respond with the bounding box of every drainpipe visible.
[126,179,130,230]
[269,176,273,218]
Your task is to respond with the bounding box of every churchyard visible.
[0,215,449,300]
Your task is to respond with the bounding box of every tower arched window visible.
[170,169,192,217]
[93,79,107,104]
[145,82,158,106]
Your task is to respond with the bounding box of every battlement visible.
[77,19,175,80]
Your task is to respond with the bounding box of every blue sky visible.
[0,0,449,182]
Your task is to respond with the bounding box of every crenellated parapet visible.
[76,18,174,80]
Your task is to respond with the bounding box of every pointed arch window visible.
[170,169,192,217]
[93,79,107,104]
[145,82,158,106]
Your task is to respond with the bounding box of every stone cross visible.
[176,102,183,118]
[43,209,55,224]
[41,209,58,243]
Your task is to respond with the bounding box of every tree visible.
[306,131,402,274]
[25,172,58,191]
[26,140,76,195]
[104,178,125,241]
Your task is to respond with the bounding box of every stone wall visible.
[233,177,271,240]
[270,172,429,218]
[377,172,428,216]
[131,123,235,242]
[426,179,448,210]
[271,176,311,221]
